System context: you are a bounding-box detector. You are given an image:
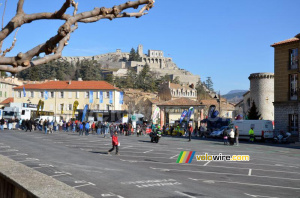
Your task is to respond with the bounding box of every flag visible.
[152,107,160,122]
[186,107,194,121]
[23,86,26,97]
[44,91,48,100]
[109,91,113,104]
[100,91,103,103]
[119,92,124,105]
[179,110,188,124]
[89,91,93,103]
[82,104,89,122]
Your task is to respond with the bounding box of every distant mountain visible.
[222,90,248,104]
[225,90,248,95]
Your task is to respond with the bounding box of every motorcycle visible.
[150,130,162,143]
[273,131,291,144]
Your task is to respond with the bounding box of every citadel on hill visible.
[60,45,200,85]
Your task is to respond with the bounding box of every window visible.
[60,92,64,98]
[4,92,6,97]
[50,92,54,98]
[85,91,89,98]
[106,91,109,98]
[30,91,34,98]
[68,104,72,111]
[18,91,21,98]
[0,91,2,97]
[289,48,298,69]
[97,92,100,99]
[290,74,298,100]
[289,114,299,136]
[106,104,110,110]
[76,91,79,99]
[68,92,72,98]
[97,104,100,110]
[40,91,44,98]
[21,110,25,115]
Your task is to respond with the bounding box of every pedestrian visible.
[54,120,57,131]
[128,123,132,136]
[188,124,193,142]
[163,125,166,136]
[91,122,96,135]
[79,122,84,136]
[108,131,119,155]
[96,121,101,135]
[109,123,115,137]
[223,128,228,145]
[59,120,63,131]
[44,120,48,134]
[85,121,90,136]
[27,119,32,132]
[0,118,4,131]
[229,128,235,146]
[235,126,239,146]
[249,127,254,142]
[49,120,53,134]
[119,124,124,135]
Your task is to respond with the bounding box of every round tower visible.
[248,73,274,120]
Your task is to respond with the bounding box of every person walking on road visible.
[79,122,84,136]
[223,128,228,145]
[108,131,119,155]
[0,118,4,131]
[235,126,239,146]
[188,124,193,142]
[85,121,90,136]
[229,128,235,146]
[249,127,254,142]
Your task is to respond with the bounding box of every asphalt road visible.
[0,130,300,198]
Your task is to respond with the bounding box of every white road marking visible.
[152,167,300,181]
[73,182,95,188]
[0,146,10,148]
[189,178,300,190]
[248,169,252,176]
[6,153,28,157]
[175,191,196,198]
[32,164,54,169]
[143,150,153,153]
[244,193,279,198]
[51,172,71,177]
[203,161,211,166]
[150,167,170,172]
[16,158,39,163]
[170,154,179,159]
[122,146,133,149]
[0,149,18,152]
[101,192,124,198]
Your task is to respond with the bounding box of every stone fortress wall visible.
[249,73,274,120]
[60,45,200,85]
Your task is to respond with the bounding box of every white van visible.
[231,120,274,140]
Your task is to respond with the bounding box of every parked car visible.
[210,126,231,138]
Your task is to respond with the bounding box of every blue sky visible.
[3,0,300,94]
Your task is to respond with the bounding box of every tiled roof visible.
[14,81,119,90]
[271,37,299,47]
[0,97,13,104]
[157,97,201,106]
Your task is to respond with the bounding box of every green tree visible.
[247,101,261,120]
[196,81,210,100]
[105,74,114,84]
[205,77,214,91]
[125,68,137,88]
[128,47,142,61]
[172,76,180,84]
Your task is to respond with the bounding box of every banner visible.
[186,107,194,121]
[89,91,93,103]
[23,86,26,97]
[44,91,48,100]
[100,91,103,103]
[119,92,124,105]
[179,110,188,124]
[61,103,64,114]
[82,104,89,122]
[73,101,79,118]
[152,107,160,122]
[109,91,113,104]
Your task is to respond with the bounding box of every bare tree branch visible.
[0,0,8,53]
[2,28,19,56]
[0,0,155,73]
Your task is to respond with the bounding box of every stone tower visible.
[137,44,143,57]
[248,73,274,120]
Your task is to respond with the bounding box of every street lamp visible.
[214,91,221,117]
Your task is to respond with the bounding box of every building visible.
[13,80,125,121]
[158,82,197,101]
[60,45,200,85]
[0,77,23,108]
[271,35,300,141]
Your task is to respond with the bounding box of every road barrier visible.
[0,154,92,198]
